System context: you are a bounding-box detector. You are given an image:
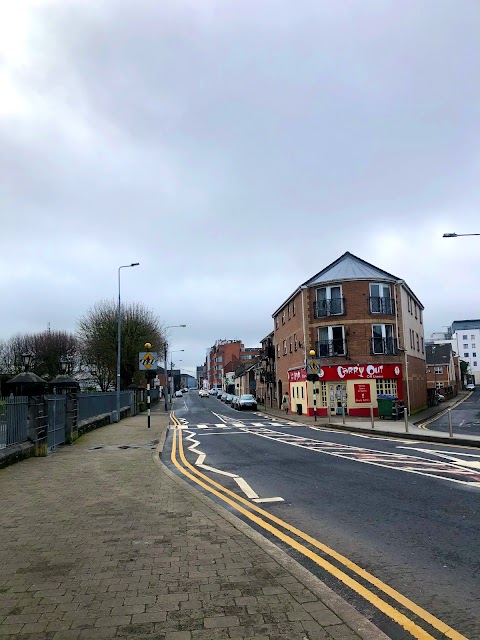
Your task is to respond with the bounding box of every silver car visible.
[237,394,257,411]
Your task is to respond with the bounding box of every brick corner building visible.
[272,252,427,416]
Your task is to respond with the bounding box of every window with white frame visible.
[294,333,298,351]
[436,381,444,389]
[293,300,296,316]
[282,311,285,324]
[463,334,468,339]
[277,344,280,358]
[287,304,290,320]
[473,352,477,358]
[372,324,395,354]
[215,357,223,362]
[434,366,443,374]
[275,317,279,328]
[317,325,345,356]
[472,343,476,349]
[474,361,478,367]
[320,382,327,407]
[472,335,475,340]
[289,337,293,353]
[283,340,287,355]
[376,379,398,396]
[315,285,344,316]
[369,283,392,313]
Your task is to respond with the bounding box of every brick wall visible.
[273,291,304,406]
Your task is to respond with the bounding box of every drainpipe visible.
[301,288,307,366]
[395,279,410,412]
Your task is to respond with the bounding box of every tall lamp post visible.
[116,262,139,422]
[163,325,186,410]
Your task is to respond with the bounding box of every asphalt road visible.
[165,390,480,639]
[424,388,480,435]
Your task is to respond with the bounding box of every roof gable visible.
[302,252,400,287]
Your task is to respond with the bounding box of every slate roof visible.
[425,343,452,365]
[302,252,400,286]
[451,320,480,332]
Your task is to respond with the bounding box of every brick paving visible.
[0,407,387,640]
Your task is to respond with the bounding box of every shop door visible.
[328,383,347,415]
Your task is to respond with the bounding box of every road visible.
[164,390,480,640]
[421,388,480,435]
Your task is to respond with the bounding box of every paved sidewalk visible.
[0,408,387,640]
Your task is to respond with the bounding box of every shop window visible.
[376,379,398,396]
[320,382,327,407]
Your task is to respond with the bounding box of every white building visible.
[429,320,480,384]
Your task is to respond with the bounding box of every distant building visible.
[205,339,262,389]
[196,365,206,389]
[429,320,480,385]
[425,343,459,405]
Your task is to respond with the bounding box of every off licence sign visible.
[354,383,371,403]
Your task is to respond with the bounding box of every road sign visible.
[225,377,230,383]
[139,351,158,370]
[306,358,320,375]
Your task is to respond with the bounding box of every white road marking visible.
[211,412,228,423]
[234,477,259,498]
[197,463,238,478]
[180,420,284,502]
[239,427,480,487]
[396,447,480,469]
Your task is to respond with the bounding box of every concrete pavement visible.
[0,407,388,640]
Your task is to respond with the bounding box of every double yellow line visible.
[169,414,466,640]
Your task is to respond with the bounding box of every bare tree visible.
[77,300,164,391]
[0,331,78,379]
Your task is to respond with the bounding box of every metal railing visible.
[371,337,397,355]
[78,391,134,423]
[314,340,348,357]
[314,298,346,318]
[369,296,394,314]
[0,396,29,449]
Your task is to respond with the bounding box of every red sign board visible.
[354,383,371,403]
[288,363,402,382]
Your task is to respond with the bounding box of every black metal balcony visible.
[314,339,348,358]
[370,337,397,355]
[313,298,346,318]
[369,296,394,314]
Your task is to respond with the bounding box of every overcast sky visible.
[1,0,479,376]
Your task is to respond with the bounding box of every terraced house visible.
[273,252,427,417]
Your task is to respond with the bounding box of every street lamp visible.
[163,325,186,410]
[21,352,34,372]
[443,232,480,238]
[116,262,140,422]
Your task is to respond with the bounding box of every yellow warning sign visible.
[139,352,158,370]
[307,358,320,374]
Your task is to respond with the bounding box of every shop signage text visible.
[288,364,402,382]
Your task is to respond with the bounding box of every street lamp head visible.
[443,233,457,238]
[130,262,140,266]
[309,349,315,357]
[144,342,152,349]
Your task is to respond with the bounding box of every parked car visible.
[231,395,239,409]
[199,390,209,398]
[225,394,233,404]
[183,388,189,393]
[175,390,183,397]
[435,393,445,403]
[220,393,228,402]
[237,394,257,411]
[466,383,476,391]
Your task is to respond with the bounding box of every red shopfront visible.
[288,363,403,417]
